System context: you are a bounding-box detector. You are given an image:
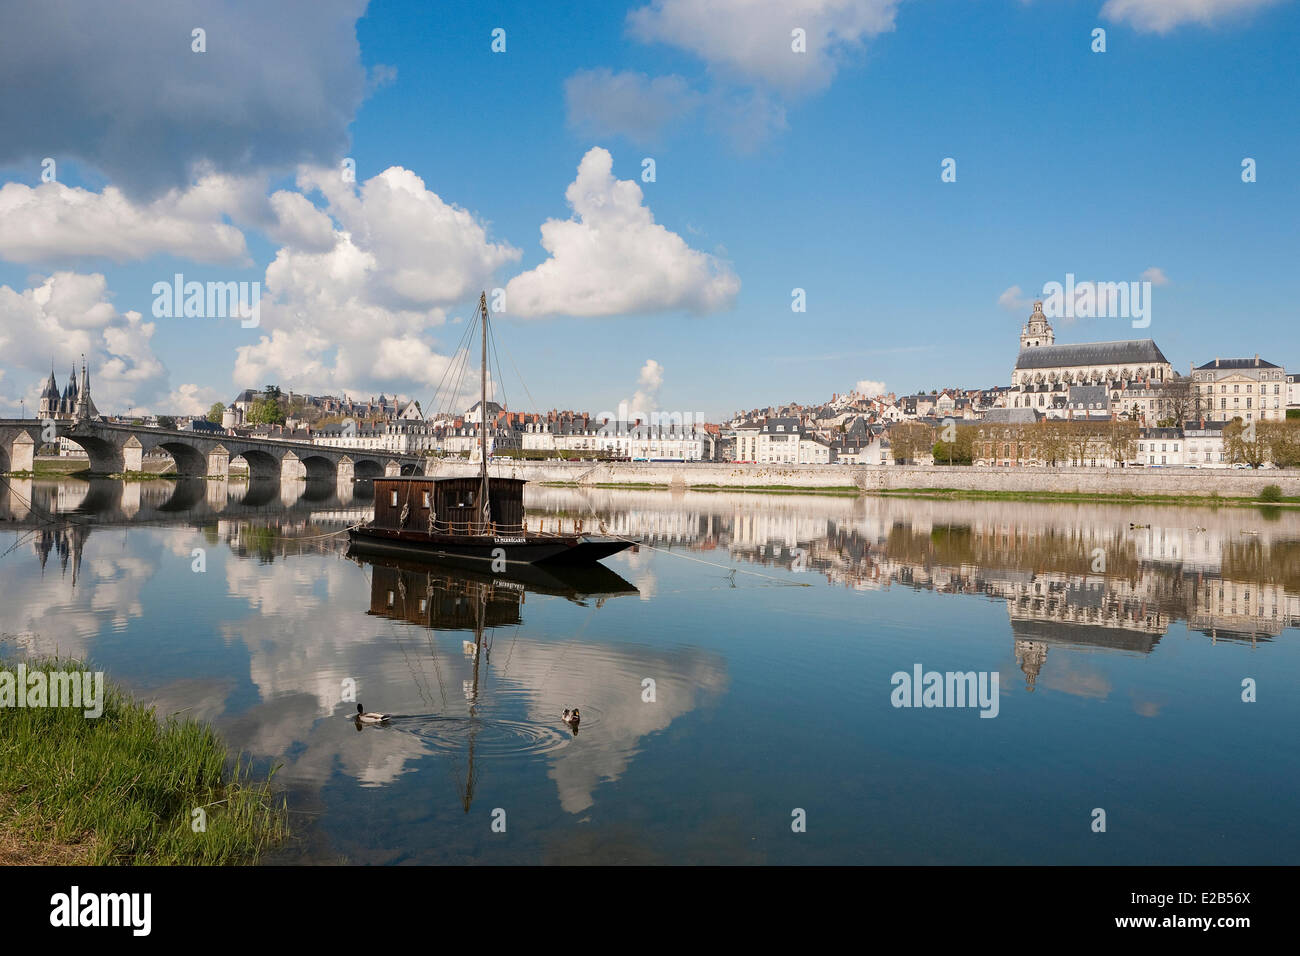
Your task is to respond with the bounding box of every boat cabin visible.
[370,476,526,535]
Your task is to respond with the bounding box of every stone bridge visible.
[0,419,428,480]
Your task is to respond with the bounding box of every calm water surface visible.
[3,476,1298,864]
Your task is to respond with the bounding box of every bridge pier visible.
[384,460,402,477]
[8,431,34,473]
[337,456,355,483]
[207,447,230,479]
[121,437,143,473]
[281,453,307,481]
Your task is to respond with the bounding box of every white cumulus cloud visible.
[998,285,1029,311]
[0,179,251,265]
[1101,0,1283,33]
[854,379,887,397]
[627,0,901,94]
[0,272,170,414]
[504,148,739,318]
[233,165,521,399]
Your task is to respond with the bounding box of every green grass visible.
[540,480,861,496]
[0,656,287,865]
[869,487,1300,508]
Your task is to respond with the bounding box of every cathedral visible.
[37,360,98,421]
[1009,301,1173,410]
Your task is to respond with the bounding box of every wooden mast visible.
[478,291,490,532]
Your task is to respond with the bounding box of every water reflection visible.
[3,477,1299,862]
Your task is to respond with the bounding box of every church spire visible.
[74,355,92,422]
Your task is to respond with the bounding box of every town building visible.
[1137,427,1183,466]
[1191,356,1287,423]
[1182,421,1227,468]
[1010,301,1173,411]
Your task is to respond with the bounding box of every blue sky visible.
[0,0,1296,421]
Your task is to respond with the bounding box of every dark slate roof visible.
[1194,357,1281,370]
[1067,385,1109,407]
[182,419,225,433]
[979,408,1041,424]
[1014,339,1169,370]
[760,418,802,435]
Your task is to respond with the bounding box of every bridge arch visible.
[60,435,126,474]
[230,449,280,480]
[353,458,385,478]
[297,455,337,480]
[154,441,210,478]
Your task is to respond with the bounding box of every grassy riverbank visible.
[0,656,287,865]
[540,477,1297,507]
[869,487,1300,507]
[541,480,862,496]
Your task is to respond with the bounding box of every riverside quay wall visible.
[424,460,1300,497]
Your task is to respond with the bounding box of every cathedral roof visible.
[1014,339,1169,371]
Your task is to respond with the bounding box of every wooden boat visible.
[347,293,634,567]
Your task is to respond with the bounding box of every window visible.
[390,490,398,506]
[422,491,430,508]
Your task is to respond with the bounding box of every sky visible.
[0,0,1296,422]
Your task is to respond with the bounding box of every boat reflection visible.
[354,550,640,628]
[348,550,640,810]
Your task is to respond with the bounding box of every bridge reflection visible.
[0,475,370,527]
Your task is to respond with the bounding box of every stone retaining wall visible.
[425,460,1299,497]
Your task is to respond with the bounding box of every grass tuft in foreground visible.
[0,656,287,865]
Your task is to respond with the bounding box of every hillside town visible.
[27,302,1300,469]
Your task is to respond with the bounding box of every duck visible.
[562,707,581,727]
[355,703,391,724]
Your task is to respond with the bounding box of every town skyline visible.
[2,0,1297,423]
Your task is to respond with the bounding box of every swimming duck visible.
[562,708,580,726]
[355,703,391,724]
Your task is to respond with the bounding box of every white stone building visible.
[1010,301,1173,411]
[1192,356,1287,423]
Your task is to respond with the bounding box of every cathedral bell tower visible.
[1020,300,1054,351]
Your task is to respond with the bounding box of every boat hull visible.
[347,525,633,566]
